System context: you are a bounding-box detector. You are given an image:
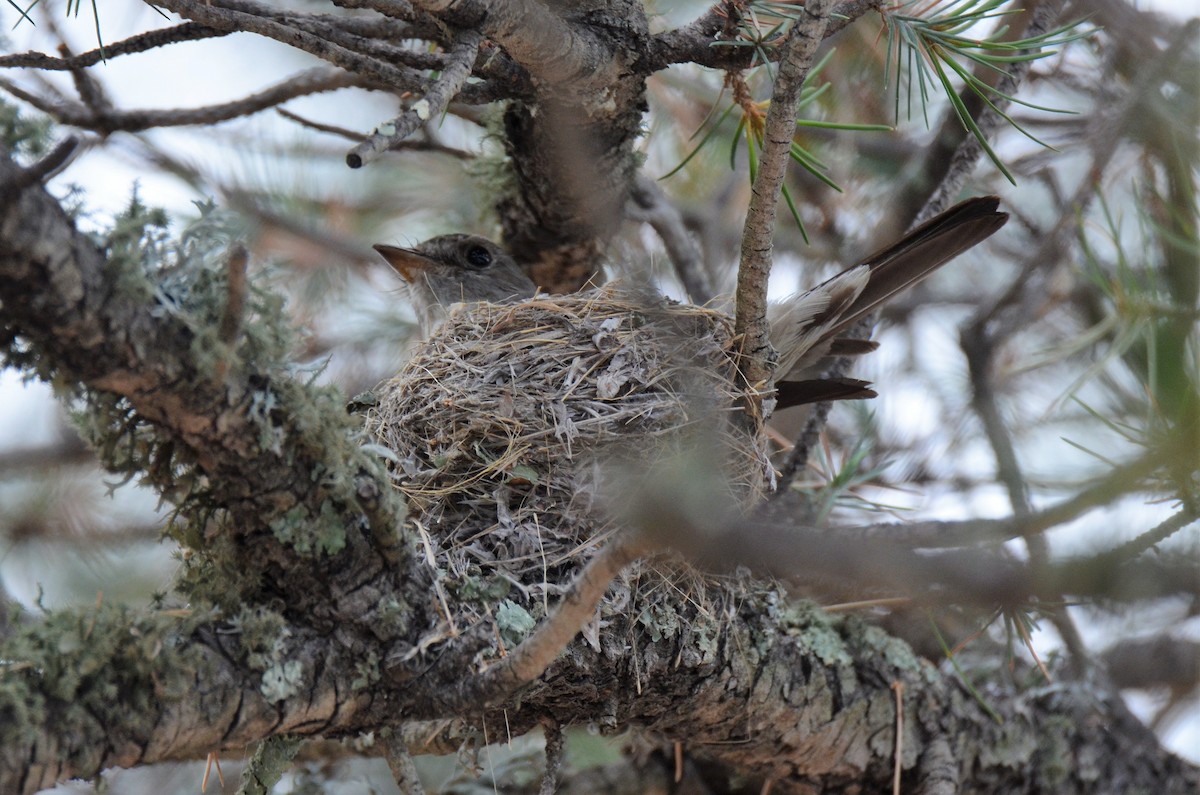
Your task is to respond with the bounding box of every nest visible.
[365,284,773,627]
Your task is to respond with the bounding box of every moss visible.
[0,605,211,774]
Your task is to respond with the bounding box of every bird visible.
[373,234,538,335]
[374,196,1008,409]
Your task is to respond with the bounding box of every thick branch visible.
[0,608,372,795]
[411,0,620,93]
[0,147,412,620]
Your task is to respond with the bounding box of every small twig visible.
[152,0,427,90]
[428,533,653,712]
[735,0,835,392]
[838,449,1166,548]
[0,69,364,134]
[891,681,904,795]
[332,0,418,22]
[1105,509,1199,564]
[0,23,227,70]
[384,731,427,795]
[538,718,564,795]
[773,398,833,498]
[54,39,112,115]
[628,175,714,304]
[347,29,482,168]
[647,0,882,71]
[277,108,473,159]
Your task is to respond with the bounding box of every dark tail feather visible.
[775,378,878,409]
[825,196,1008,339]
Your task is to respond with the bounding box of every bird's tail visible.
[772,196,1008,408]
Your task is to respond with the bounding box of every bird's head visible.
[374,234,537,304]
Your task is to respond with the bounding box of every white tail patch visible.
[769,265,870,378]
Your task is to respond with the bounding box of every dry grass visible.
[365,284,773,631]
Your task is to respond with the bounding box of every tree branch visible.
[346,29,482,168]
[0,69,366,134]
[411,0,619,94]
[735,0,835,392]
[647,0,883,71]
[0,146,412,614]
[150,0,431,90]
[0,23,228,70]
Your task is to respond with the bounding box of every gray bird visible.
[374,234,538,334]
[374,196,1007,408]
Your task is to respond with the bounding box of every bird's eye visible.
[465,245,493,268]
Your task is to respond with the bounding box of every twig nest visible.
[365,284,772,619]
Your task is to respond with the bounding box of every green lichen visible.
[692,621,719,664]
[268,500,347,558]
[260,660,304,704]
[228,607,291,671]
[1032,714,1074,788]
[637,603,681,643]
[240,734,302,795]
[221,607,306,705]
[848,617,927,678]
[448,569,511,604]
[372,596,414,640]
[496,599,535,648]
[351,650,381,691]
[772,600,854,668]
[0,604,212,773]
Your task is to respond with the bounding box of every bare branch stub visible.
[346,29,483,168]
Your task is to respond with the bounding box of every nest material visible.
[366,284,772,624]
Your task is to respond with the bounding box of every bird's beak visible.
[373,244,435,283]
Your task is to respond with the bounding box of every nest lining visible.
[366,284,773,627]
